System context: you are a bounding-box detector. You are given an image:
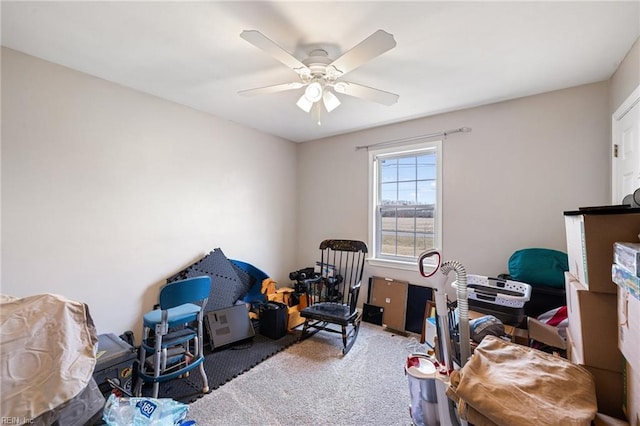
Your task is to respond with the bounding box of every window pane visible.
[381,183,397,204]
[417,180,436,205]
[397,212,416,233]
[398,156,416,182]
[417,154,436,180]
[415,208,435,234]
[416,233,434,252]
[380,158,397,183]
[372,142,440,263]
[396,231,416,256]
[380,231,397,256]
[380,208,397,231]
[398,181,416,204]
[381,208,405,256]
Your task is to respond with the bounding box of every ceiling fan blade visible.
[333,81,399,106]
[327,30,396,77]
[238,82,304,97]
[240,30,311,76]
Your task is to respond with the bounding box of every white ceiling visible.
[2,1,639,143]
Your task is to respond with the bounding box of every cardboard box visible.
[370,276,408,331]
[511,327,529,346]
[566,272,623,371]
[623,361,640,426]
[528,316,566,350]
[564,211,640,294]
[594,412,630,426]
[614,242,640,278]
[266,287,296,304]
[502,316,566,352]
[286,293,308,331]
[568,329,625,419]
[566,326,573,360]
[287,307,305,330]
[618,285,640,372]
[584,365,626,420]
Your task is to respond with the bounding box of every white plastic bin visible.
[405,354,440,426]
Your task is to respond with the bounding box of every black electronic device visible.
[259,302,287,340]
[289,267,321,294]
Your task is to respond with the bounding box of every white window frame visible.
[367,139,442,271]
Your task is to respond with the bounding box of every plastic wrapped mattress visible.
[1,293,99,424]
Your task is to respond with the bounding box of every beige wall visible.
[296,82,610,292]
[1,48,298,338]
[2,35,637,335]
[610,36,640,114]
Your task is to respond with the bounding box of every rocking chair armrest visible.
[348,280,362,314]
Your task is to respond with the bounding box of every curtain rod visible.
[355,126,472,151]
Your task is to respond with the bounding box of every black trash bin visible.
[259,302,287,339]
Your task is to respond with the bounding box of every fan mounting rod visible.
[300,49,340,82]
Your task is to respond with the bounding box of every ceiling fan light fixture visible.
[333,81,349,93]
[304,81,323,103]
[296,94,313,112]
[322,90,341,112]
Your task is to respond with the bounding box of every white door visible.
[613,86,640,204]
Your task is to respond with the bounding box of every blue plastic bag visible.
[102,394,192,426]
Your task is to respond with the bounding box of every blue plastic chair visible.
[230,259,269,304]
[135,276,211,398]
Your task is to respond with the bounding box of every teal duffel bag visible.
[508,248,568,288]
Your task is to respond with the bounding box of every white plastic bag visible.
[102,394,190,426]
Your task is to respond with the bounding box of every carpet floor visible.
[155,329,300,403]
[186,322,417,426]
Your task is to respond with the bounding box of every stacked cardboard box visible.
[564,208,640,420]
[612,244,640,426]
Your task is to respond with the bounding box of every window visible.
[368,140,442,269]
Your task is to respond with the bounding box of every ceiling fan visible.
[238,29,399,125]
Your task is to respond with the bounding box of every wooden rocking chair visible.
[299,239,368,355]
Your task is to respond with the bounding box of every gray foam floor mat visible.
[154,330,300,403]
[174,248,247,312]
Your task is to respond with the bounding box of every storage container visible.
[93,333,137,396]
[452,275,532,326]
[564,208,640,294]
[614,242,640,277]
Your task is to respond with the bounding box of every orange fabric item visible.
[447,335,597,426]
[261,278,277,296]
